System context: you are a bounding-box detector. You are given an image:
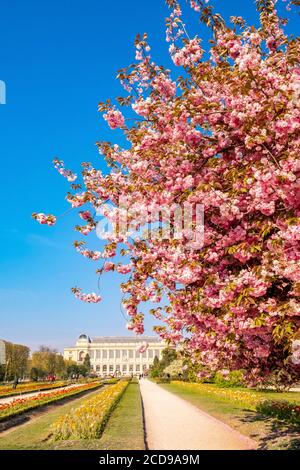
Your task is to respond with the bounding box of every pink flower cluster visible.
[172,38,203,67]
[72,288,101,303]
[152,74,176,98]
[137,341,149,353]
[103,109,125,129]
[53,159,77,182]
[32,213,56,226]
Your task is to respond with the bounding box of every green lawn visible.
[158,382,300,450]
[0,381,145,450]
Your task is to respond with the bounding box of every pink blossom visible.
[137,341,149,353]
[103,109,125,129]
[53,159,77,182]
[79,210,92,221]
[116,263,132,274]
[132,98,152,117]
[33,213,56,226]
[172,38,203,67]
[152,74,176,98]
[73,288,101,303]
[104,262,115,272]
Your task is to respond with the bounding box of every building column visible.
[113,349,117,374]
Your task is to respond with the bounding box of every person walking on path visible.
[12,376,19,390]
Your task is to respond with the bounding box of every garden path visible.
[139,379,256,450]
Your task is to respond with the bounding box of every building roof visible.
[91,336,163,344]
[77,334,91,343]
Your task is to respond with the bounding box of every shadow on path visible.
[239,410,300,450]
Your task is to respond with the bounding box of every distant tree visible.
[150,356,161,378]
[78,364,89,377]
[66,361,89,379]
[164,359,184,377]
[0,364,5,382]
[54,354,66,378]
[160,348,177,370]
[4,342,30,381]
[66,362,79,379]
[30,367,41,381]
[31,346,66,378]
[83,353,91,372]
[150,348,177,378]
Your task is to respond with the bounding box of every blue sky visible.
[0,0,298,352]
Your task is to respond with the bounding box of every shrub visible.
[257,400,300,425]
[213,370,245,388]
[155,375,171,384]
[102,378,119,385]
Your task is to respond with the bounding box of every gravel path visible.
[139,379,256,450]
[0,383,86,405]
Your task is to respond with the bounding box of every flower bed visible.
[0,381,69,399]
[51,380,129,440]
[172,381,261,409]
[171,381,300,424]
[257,400,300,425]
[0,382,102,422]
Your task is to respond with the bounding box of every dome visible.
[78,334,91,343]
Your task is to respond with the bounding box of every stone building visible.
[0,340,5,365]
[64,334,165,376]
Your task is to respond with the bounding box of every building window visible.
[89,350,94,360]
[96,365,100,372]
[78,351,85,361]
[109,350,114,359]
[102,350,107,359]
[129,364,133,372]
[103,365,107,372]
[128,349,133,359]
[122,364,127,372]
[155,349,160,359]
[142,351,147,358]
[96,350,101,359]
[135,350,140,359]
[136,365,140,372]
[115,350,120,359]
[122,350,127,359]
[116,364,120,371]
[148,349,153,359]
[143,364,147,371]
[109,365,114,373]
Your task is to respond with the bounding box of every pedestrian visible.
[12,376,19,390]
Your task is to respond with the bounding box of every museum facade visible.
[64,334,165,376]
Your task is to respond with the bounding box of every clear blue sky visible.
[0,0,298,352]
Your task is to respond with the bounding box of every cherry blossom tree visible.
[34,0,300,386]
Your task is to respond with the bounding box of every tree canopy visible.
[34,0,300,386]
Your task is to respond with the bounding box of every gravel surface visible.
[139,379,256,450]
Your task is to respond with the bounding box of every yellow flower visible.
[51,380,129,441]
